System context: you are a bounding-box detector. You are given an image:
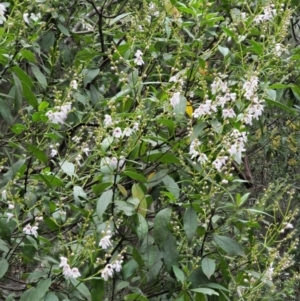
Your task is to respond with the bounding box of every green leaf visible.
[136,213,148,241]
[41,31,55,52]
[97,189,113,219]
[0,159,26,189]
[45,292,59,301]
[11,123,27,134]
[57,23,70,36]
[60,161,75,176]
[162,175,180,199]
[123,170,147,183]
[153,208,172,248]
[183,206,198,241]
[191,288,219,296]
[162,232,179,272]
[125,293,149,301]
[174,95,187,117]
[70,278,92,301]
[91,279,105,301]
[202,257,216,280]
[26,144,47,163]
[25,279,52,300]
[122,259,139,279]
[21,49,37,63]
[83,68,99,86]
[143,152,180,164]
[0,98,13,125]
[73,186,87,205]
[0,258,9,278]
[265,98,297,115]
[92,182,112,196]
[34,174,63,187]
[108,12,132,25]
[213,235,245,257]
[12,72,23,111]
[132,183,147,216]
[31,65,47,87]
[249,40,263,55]
[172,265,185,283]
[11,66,33,88]
[218,45,230,57]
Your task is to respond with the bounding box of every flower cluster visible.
[46,103,71,125]
[189,139,208,165]
[227,129,247,164]
[134,50,144,66]
[103,115,139,139]
[59,257,81,279]
[23,224,39,238]
[193,98,217,118]
[23,12,41,24]
[212,156,229,172]
[0,3,7,25]
[101,260,123,281]
[254,5,276,24]
[170,92,181,108]
[99,230,113,249]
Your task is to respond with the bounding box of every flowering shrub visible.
[0,0,298,300]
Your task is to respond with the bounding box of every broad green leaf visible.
[60,161,75,176]
[123,170,147,183]
[73,186,87,205]
[5,294,15,301]
[162,232,179,272]
[162,175,180,199]
[143,152,180,164]
[172,265,185,283]
[91,279,105,301]
[97,189,113,219]
[83,68,99,86]
[0,98,13,125]
[0,258,9,278]
[21,49,37,63]
[174,95,187,117]
[191,288,219,296]
[213,235,245,257]
[70,278,92,301]
[34,174,63,187]
[92,182,112,196]
[136,213,148,241]
[26,144,47,163]
[11,66,33,88]
[202,257,216,280]
[11,123,27,134]
[147,169,169,189]
[41,31,55,52]
[183,206,198,241]
[265,98,297,115]
[125,293,149,301]
[57,23,70,36]
[218,45,229,57]
[153,208,172,248]
[204,283,229,292]
[45,292,59,301]
[31,65,47,87]
[132,183,147,216]
[25,279,51,300]
[12,73,23,111]
[0,159,26,189]
[122,259,139,279]
[108,12,132,25]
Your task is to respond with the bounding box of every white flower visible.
[243,114,253,125]
[23,13,29,24]
[113,127,123,138]
[110,157,118,169]
[247,103,264,119]
[30,13,41,22]
[46,103,71,125]
[213,156,228,172]
[62,264,73,278]
[265,264,274,281]
[0,4,7,25]
[189,139,201,160]
[101,264,114,281]
[50,149,58,157]
[6,213,13,223]
[285,223,293,229]
[134,50,144,66]
[83,147,89,156]
[59,257,69,268]
[211,77,228,95]
[132,122,139,131]
[36,216,43,221]
[197,153,208,165]
[8,203,14,210]
[169,76,177,82]
[70,80,78,89]
[99,235,112,249]
[23,224,38,238]
[70,267,81,279]
[1,190,7,200]
[112,260,123,272]
[170,92,180,108]
[222,108,236,119]
[104,114,113,127]
[123,127,132,137]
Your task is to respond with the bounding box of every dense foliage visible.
[0,0,300,300]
